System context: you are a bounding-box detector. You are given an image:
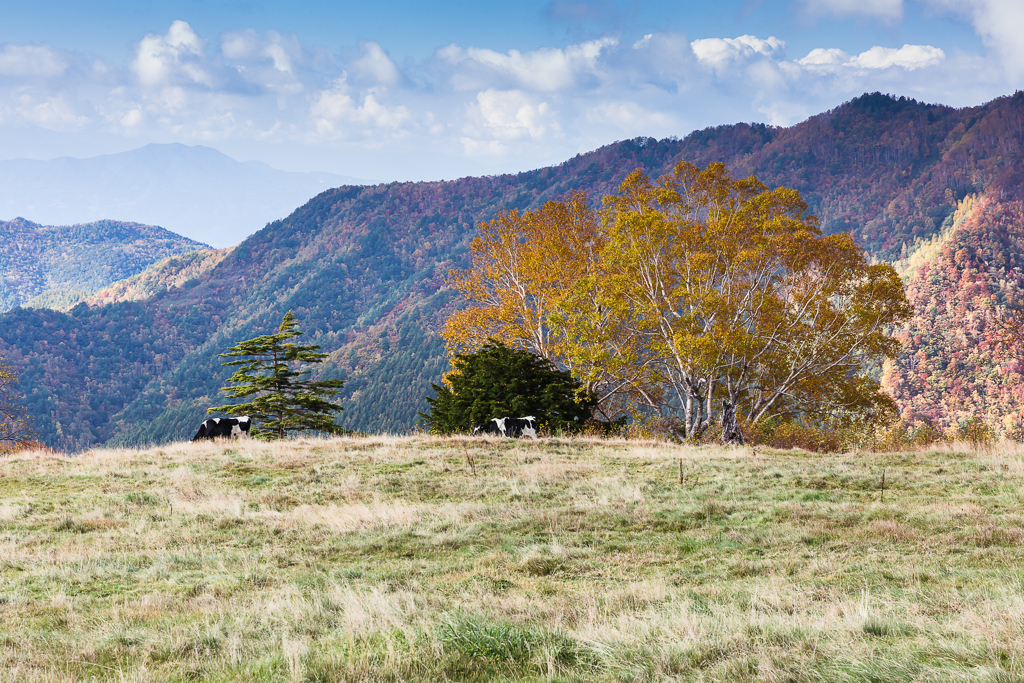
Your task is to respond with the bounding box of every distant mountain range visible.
[0,218,208,312]
[0,144,370,247]
[2,91,1024,449]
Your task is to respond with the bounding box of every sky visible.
[0,0,1021,182]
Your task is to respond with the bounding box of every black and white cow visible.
[191,416,252,441]
[472,416,538,439]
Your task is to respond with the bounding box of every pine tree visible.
[211,311,347,439]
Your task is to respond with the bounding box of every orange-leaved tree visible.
[0,356,32,451]
[442,192,637,421]
[444,161,912,440]
[442,191,601,362]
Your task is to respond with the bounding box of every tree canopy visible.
[443,161,912,439]
[211,311,347,439]
[0,356,32,451]
[421,340,596,435]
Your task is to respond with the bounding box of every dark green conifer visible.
[421,340,596,435]
[211,311,346,439]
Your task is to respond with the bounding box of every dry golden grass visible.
[0,435,1023,681]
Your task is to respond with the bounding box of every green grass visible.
[0,435,1023,681]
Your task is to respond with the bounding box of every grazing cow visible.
[474,418,506,436]
[191,416,251,441]
[473,416,538,439]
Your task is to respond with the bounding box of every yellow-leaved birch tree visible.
[443,161,911,440]
[0,357,32,451]
[442,192,601,362]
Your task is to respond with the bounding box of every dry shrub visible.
[909,424,947,448]
[3,440,60,456]
[1005,427,1024,443]
[956,417,996,451]
[750,420,850,453]
[869,421,948,452]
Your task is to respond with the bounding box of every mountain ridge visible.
[3,91,1024,449]
[0,217,209,312]
[0,143,374,247]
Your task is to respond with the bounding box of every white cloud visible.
[795,0,1020,79]
[0,45,68,79]
[437,37,617,92]
[691,35,786,72]
[156,85,189,111]
[220,30,259,61]
[221,29,301,74]
[628,32,697,89]
[132,20,213,88]
[798,0,904,20]
[467,89,557,140]
[797,47,853,68]
[219,28,307,100]
[120,108,143,128]
[926,0,1024,81]
[310,77,412,137]
[586,101,670,129]
[798,44,945,71]
[353,42,400,85]
[850,44,945,69]
[264,43,293,74]
[0,18,1016,181]
[12,91,89,130]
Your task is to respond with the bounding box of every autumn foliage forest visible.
[0,218,207,312]
[1,91,1024,449]
[883,195,1024,436]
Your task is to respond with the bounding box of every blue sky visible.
[0,0,1020,181]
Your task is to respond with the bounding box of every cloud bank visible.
[0,10,1017,180]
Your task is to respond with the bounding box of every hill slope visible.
[0,218,209,312]
[882,196,1024,433]
[0,143,368,247]
[84,248,233,308]
[4,92,1024,448]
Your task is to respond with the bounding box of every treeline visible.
[4,92,1024,447]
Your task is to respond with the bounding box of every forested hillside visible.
[84,248,232,307]
[882,196,1024,434]
[3,91,1024,449]
[0,218,209,311]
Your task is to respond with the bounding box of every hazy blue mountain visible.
[0,144,371,247]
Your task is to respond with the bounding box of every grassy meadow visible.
[0,435,1023,682]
